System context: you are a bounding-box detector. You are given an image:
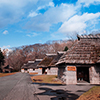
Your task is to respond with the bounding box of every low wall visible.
[47,67,58,75]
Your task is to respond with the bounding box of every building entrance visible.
[77,67,89,83]
[42,68,47,74]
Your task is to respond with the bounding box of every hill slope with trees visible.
[2,40,75,71]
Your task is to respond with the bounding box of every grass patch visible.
[29,72,38,75]
[31,75,63,84]
[0,72,16,77]
[77,86,100,100]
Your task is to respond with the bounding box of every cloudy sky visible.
[0,0,100,50]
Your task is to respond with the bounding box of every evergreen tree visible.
[64,46,68,51]
[0,49,4,72]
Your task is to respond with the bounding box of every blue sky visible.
[1,0,100,50]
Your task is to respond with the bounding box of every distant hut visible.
[56,34,100,84]
[21,59,42,74]
[37,52,66,75]
[28,59,42,73]
[2,65,13,73]
[37,54,57,74]
[21,64,28,73]
[21,61,34,73]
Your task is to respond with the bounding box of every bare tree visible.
[5,39,74,71]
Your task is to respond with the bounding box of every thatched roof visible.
[21,61,35,69]
[21,59,42,69]
[77,34,100,39]
[37,54,57,68]
[3,65,13,69]
[56,34,100,65]
[49,51,66,67]
[28,59,42,69]
[21,64,27,69]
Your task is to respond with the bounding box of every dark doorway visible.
[5,71,9,73]
[24,68,27,71]
[77,67,89,83]
[42,68,47,74]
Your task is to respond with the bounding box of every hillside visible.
[3,39,74,71]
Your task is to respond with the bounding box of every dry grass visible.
[31,75,63,84]
[0,72,16,77]
[77,86,100,100]
[29,72,38,75]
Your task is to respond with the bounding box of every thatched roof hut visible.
[56,34,100,84]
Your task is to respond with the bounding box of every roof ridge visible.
[77,34,100,39]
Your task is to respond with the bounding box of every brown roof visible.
[37,54,57,68]
[3,65,13,69]
[56,34,100,65]
[21,59,43,69]
[21,64,31,69]
[49,51,66,67]
[21,61,35,69]
[21,64,27,69]
[28,59,42,69]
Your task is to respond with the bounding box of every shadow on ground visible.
[33,83,79,100]
[33,82,65,86]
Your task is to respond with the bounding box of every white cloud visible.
[25,22,51,32]
[59,13,100,35]
[77,0,100,7]
[0,0,34,28]
[25,3,79,32]
[0,0,41,28]
[27,32,39,37]
[28,11,40,17]
[59,22,86,34]
[26,34,31,37]
[43,3,78,23]
[3,30,8,34]
[32,32,38,36]
[49,2,54,7]
[1,0,100,41]
[28,1,54,18]
[0,0,37,8]
[37,1,54,10]
[0,0,54,28]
